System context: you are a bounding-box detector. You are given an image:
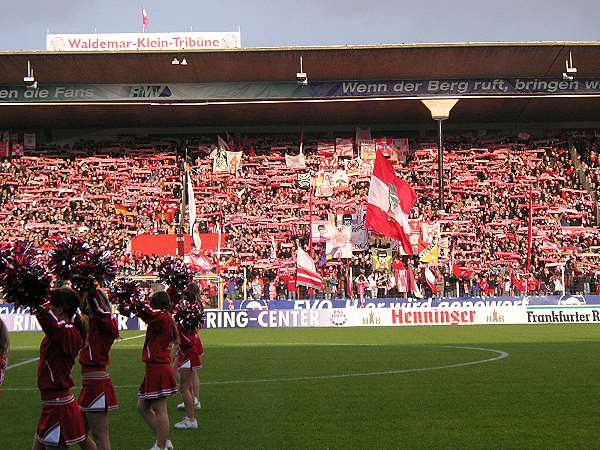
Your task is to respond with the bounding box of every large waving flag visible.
[366,151,417,254]
[186,168,200,249]
[296,247,323,291]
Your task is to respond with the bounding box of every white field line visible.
[6,333,146,370]
[211,342,383,347]
[115,333,147,343]
[5,357,39,370]
[2,345,509,391]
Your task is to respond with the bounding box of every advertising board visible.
[228,295,595,311]
[47,32,241,52]
[2,305,527,332]
[526,306,600,324]
[10,302,600,331]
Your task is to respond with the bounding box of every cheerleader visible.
[78,287,119,450]
[137,290,178,450]
[174,283,204,430]
[32,288,97,450]
[0,317,8,391]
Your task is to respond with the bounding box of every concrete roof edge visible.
[2,40,600,57]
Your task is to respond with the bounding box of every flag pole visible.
[216,209,223,309]
[309,186,314,258]
[141,6,148,33]
[216,211,222,272]
[437,119,445,211]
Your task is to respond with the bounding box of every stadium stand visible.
[0,131,598,301]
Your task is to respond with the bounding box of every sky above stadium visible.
[2,0,600,50]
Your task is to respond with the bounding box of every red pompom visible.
[174,299,205,331]
[72,249,117,292]
[48,238,91,281]
[0,244,51,308]
[158,259,194,293]
[109,278,143,317]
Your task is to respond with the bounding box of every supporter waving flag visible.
[296,247,323,291]
[366,151,417,254]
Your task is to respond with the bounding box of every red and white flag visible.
[366,151,417,254]
[296,247,323,291]
[184,253,213,271]
[407,265,423,298]
[142,8,149,30]
[424,266,439,295]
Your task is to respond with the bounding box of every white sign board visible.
[47,32,241,52]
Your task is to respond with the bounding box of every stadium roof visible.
[3,41,600,128]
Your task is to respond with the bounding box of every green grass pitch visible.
[2,325,600,449]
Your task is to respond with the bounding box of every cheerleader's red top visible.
[176,324,204,359]
[35,305,83,400]
[79,294,119,372]
[138,303,177,364]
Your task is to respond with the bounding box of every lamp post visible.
[421,99,459,212]
[436,118,445,211]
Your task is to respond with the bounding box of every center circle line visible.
[1,345,509,391]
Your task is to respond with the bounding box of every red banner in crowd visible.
[131,233,228,256]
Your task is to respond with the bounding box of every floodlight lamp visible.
[421,99,459,121]
[566,51,577,74]
[296,56,308,86]
[24,60,36,89]
[171,58,180,65]
[180,58,188,66]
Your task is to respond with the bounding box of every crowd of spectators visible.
[185,131,600,299]
[0,130,598,302]
[410,133,600,297]
[0,141,179,275]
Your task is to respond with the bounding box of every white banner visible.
[47,32,241,52]
[526,307,600,324]
[356,306,527,327]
